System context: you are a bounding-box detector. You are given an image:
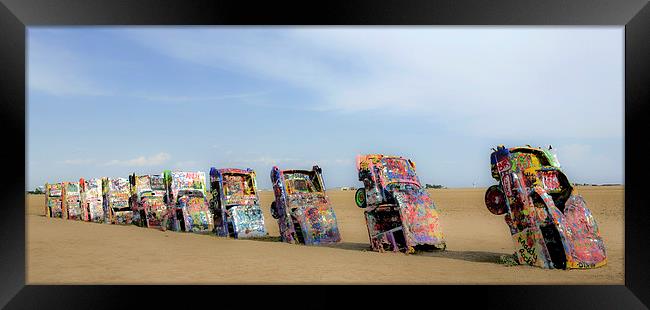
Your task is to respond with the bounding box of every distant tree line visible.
[27,186,45,194]
[572,183,622,187]
[425,184,446,189]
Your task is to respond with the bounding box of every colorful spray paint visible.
[103,177,133,225]
[270,165,341,245]
[167,171,212,233]
[209,168,267,239]
[80,178,104,223]
[355,154,446,253]
[485,145,607,269]
[45,183,64,218]
[129,173,170,230]
[63,181,83,221]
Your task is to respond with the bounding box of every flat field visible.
[26,186,623,284]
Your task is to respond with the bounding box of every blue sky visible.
[27,27,624,190]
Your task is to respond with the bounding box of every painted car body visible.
[102,177,133,225]
[129,174,170,230]
[209,168,267,239]
[63,181,83,221]
[355,154,446,253]
[485,145,607,269]
[167,171,213,233]
[80,178,104,223]
[45,183,64,218]
[270,165,341,245]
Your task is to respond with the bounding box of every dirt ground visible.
[26,186,624,284]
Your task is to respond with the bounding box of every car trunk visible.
[291,199,341,245]
[229,204,267,238]
[392,188,446,249]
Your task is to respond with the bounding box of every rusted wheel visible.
[485,185,507,215]
[270,201,279,219]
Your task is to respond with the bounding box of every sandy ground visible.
[26,186,623,284]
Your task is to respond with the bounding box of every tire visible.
[485,185,507,215]
[355,188,367,208]
[140,210,148,228]
[270,201,279,219]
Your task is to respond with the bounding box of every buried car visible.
[485,145,607,269]
[80,178,104,223]
[63,181,83,221]
[355,154,446,253]
[166,170,213,233]
[209,168,267,238]
[270,165,341,245]
[129,173,170,230]
[45,183,64,218]
[103,177,133,225]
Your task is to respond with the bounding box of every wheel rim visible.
[485,185,507,215]
[355,189,366,207]
[271,204,278,219]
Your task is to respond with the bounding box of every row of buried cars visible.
[42,145,608,270]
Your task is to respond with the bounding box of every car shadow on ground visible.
[244,238,510,266]
[320,242,370,252]
[417,250,509,264]
[322,242,509,265]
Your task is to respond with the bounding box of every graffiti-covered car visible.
[102,177,133,225]
[209,168,267,239]
[129,173,169,230]
[485,145,607,269]
[270,165,341,245]
[166,171,213,233]
[355,154,446,253]
[80,178,104,223]
[63,181,83,220]
[45,183,64,218]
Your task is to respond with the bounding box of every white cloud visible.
[28,34,269,104]
[104,152,171,167]
[125,27,623,140]
[128,91,269,103]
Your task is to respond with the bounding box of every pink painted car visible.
[270,165,341,245]
[355,154,446,253]
[485,145,607,269]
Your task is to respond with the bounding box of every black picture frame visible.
[1,0,648,308]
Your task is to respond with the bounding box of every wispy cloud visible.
[104,152,171,167]
[125,27,623,139]
[26,28,624,189]
[128,91,269,103]
[28,39,267,103]
[28,36,270,104]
